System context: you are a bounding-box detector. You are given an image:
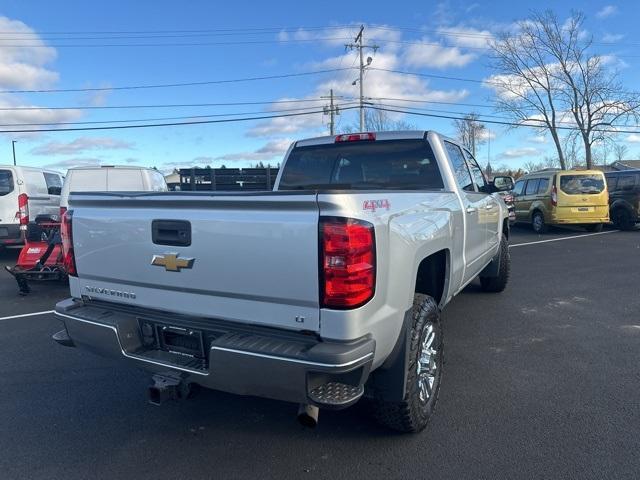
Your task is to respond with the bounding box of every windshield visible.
[559,174,605,195]
[278,139,444,190]
[0,170,14,196]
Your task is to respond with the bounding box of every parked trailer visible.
[178,167,279,191]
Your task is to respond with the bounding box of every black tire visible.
[612,209,636,231]
[371,294,443,433]
[480,234,511,293]
[532,211,548,233]
[584,223,603,232]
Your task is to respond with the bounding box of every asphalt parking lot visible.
[1,226,639,480]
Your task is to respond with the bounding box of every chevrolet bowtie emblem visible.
[151,253,195,272]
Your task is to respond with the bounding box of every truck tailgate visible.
[69,192,321,332]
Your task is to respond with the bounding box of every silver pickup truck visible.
[54,131,513,433]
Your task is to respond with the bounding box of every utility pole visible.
[322,89,341,135]
[11,140,17,166]
[346,25,378,131]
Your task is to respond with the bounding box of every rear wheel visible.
[480,234,511,293]
[370,294,443,433]
[584,223,603,232]
[532,211,548,234]
[612,209,635,231]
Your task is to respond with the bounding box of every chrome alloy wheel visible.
[417,323,438,403]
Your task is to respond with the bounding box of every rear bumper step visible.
[54,298,375,408]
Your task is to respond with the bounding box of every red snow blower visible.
[4,213,69,295]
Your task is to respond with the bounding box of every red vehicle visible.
[4,214,69,295]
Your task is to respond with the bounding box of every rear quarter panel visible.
[317,191,462,368]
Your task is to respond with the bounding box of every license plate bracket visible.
[156,325,205,358]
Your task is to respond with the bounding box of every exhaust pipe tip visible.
[297,404,319,428]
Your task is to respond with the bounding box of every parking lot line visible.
[510,229,619,248]
[0,310,54,322]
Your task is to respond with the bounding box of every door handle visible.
[466,207,477,214]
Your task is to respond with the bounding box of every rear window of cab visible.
[278,139,445,190]
[0,170,14,196]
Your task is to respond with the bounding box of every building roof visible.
[611,160,640,170]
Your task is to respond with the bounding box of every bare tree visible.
[534,11,640,169]
[612,142,629,162]
[453,114,486,157]
[490,18,567,169]
[592,141,611,166]
[343,108,414,133]
[523,160,542,173]
[490,10,640,170]
[562,133,582,169]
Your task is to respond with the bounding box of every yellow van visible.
[512,169,609,233]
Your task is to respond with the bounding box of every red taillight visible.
[320,217,375,309]
[551,185,558,207]
[335,132,376,143]
[59,206,67,217]
[61,210,77,276]
[16,193,29,227]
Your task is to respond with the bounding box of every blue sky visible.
[0,0,638,173]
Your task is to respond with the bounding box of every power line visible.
[0,102,360,127]
[0,67,356,94]
[0,96,495,112]
[0,106,359,134]
[0,37,352,48]
[369,67,489,85]
[0,98,331,111]
[0,25,353,35]
[369,106,640,134]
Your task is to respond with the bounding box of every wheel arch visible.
[413,249,450,308]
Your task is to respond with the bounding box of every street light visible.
[11,140,17,166]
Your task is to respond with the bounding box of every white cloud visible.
[501,147,542,159]
[248,47,470,138]
[0,97,82,129]
[42,157,102,171]
[602,33,624,43]
[528,135,547,144]
[437,26,494,49]
[596,5,618,19]
[0,16,84,138]
[215,139,292,162]
[477,129,496,141]
[403,39,476,69]
[625,134,640,143]
[0,16,58,89]
[31,137,135,155]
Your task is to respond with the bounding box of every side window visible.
[513,180,525,196]
[618,176,636,191]
[444,141,474,192]
[44,172,63,196]
[525,179,540,195]
[463,150,487,191]
[606,176,617,191]
[537,178,549,194]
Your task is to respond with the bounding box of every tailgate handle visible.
[152,220,191,247]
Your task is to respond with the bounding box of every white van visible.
[60,166,167,212]
[0,165,63,246]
